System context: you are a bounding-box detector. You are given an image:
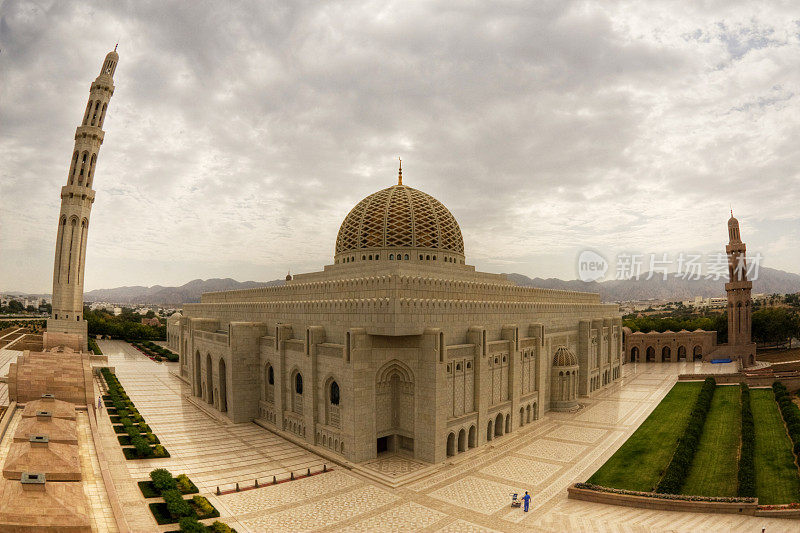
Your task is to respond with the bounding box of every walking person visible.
[522,490,531,512]
[97,396,102,410]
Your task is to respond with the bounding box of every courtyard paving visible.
[90,343,800,531]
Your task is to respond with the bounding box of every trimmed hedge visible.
[738,383,756,497]
[131,340,179,362]
[88,337,103,355]
[656,377,716,494]
[772,382,800,465]
[139,471,199,499]
[101,367,169,460]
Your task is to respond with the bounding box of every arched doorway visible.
[218,358,227,412]
[630,346,639,362]
[468,425,476,448]
[495,413,504,437]
[693,345,703,360]
[487,420,493,441]
[446,432,456,456]
[662,346,671,362]
[677,345,687,361]
[375,361,415,455]
[194,351,201,397]
[458,428,466,452]
[526,405,532,423]
[505,413,511,434]
[206,354,213,405]
[646,346,655,362]
[519,407,525,426]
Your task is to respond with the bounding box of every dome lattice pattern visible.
[552,346,578,367]
[335,184,464,256]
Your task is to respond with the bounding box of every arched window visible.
[264,364,274,403]
[78,152,88,182]
[327,379,341,428]
[329,380,340,405]
[404,254,409,260]
[292,371,303,414]
[91,101,100,125]
[389,254,394,260]
[99,103,108,127]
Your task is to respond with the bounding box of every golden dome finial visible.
[398,157,402,186]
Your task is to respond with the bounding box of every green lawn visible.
[751,388,800,504]
[682,385,741,497]
[588,382,703,491]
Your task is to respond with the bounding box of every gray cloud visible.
[1,0,799,292]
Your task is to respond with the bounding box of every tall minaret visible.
[47,48,118,349]
[725,212,752,347]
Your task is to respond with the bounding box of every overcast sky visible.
[2,0,799,293]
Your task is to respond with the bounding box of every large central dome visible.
[335,173,465,265]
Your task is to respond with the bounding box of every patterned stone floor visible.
[89,346,800,531]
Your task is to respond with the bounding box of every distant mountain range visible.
[505,266,800,302]
[83,278,285,305]
[13,266,800,306]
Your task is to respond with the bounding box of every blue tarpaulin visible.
[711,358,732,364]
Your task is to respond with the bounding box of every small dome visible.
[552,346,578,367]
[335,178,464,263]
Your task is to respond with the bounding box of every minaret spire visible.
[398,158,402,186]
[47,48,118,350]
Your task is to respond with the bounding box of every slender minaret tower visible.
[725,211,753,347]
[47,48,119,349]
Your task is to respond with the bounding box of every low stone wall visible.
[755,507,800,518]
[567,484,758,515]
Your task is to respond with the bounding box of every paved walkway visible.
[0,347,22,406]
[94,342,799,532]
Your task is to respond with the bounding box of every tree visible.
[752,308,800,347]
[7,300,23,313]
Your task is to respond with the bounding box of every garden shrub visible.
[178,516,205,533]
[150,468,176,492]
[192,495,215,517]
[656,377,716,494]
[152,445,168,458]
[211,521,233,532]
[132,435,152,457]
[125,426,140,438]
[175,474,195,493]
[163,489,192,518]
[146,432,157,444]
[738,383,756,498]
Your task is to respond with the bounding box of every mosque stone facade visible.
[169,170,623,464]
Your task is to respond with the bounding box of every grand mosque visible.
[168,166,624,464]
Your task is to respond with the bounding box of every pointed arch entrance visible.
[375,360,415,455]
[194,351,201,397]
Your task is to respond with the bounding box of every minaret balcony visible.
[724,280,753,291]
[74,125,105,141]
